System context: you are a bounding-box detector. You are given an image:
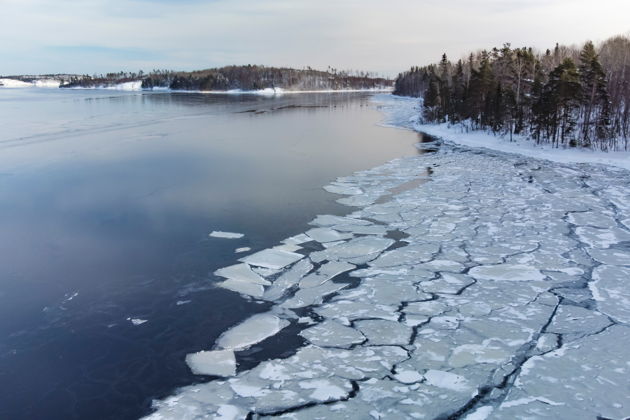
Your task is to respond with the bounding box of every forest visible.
[60,65,392,92]
[394,34,630,151]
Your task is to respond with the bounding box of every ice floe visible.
[210,231,244,239]
[216,313,289,350]
[240,248,305,269]
[146,100,630,419]
[186,350,236,377]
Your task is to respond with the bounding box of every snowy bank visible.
[0,78,62,88]
[373,94,630,172]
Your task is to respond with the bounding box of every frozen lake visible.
[0,89,425,420]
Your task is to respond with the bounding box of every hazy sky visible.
[1,0,628,76]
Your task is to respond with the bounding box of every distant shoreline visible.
[0,78,392,94]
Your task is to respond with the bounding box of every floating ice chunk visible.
[586,248,630,266]
[568,212,618,228]
[546,305,611,335]
[355,319,411,346]
[251,266,281,278]
[305,227,353,243]
[273,243,302,252]
[235,247,251,253]
[299,320,365,348]
[281,281,349,309]
[333,224,388,235]
[404,301,448,316]
[210,231,244,239]
[368,243,439,268]
[282,233,311,245]
[323,240,347,248]
[420,273,475,294]
[185,350,236,377]
[394,370,424,384]
[215,263,270,285]
[240,248,305,269]
[299,261,355,288]
[590,266,630,323]
[310,215,370,227]
[310,237,394,264]
[298,378,351,401]
[324,183,363,195]
[127,317,147,326]
[419,259,466,273]
[469,264,545,282]
[316,300,399,322]
[575,226,630,248]
[449,342,511,367]
[217,313,289,350]
[176,300,191,305]
[218,279,264,298]
[423,370,471,392]
[262,259,314,301]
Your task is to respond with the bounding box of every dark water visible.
[0,89,422,420]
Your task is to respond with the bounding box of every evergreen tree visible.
[579,41,611,147]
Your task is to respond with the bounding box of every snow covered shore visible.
[143,95,630,419]
[375,94,630,172]
[1,78,391,95]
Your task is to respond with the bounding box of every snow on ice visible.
[145,95,630,419]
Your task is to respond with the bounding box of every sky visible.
[1,0,629,76]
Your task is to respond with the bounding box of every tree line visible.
[394,35,630,151]
[60,65,392,92]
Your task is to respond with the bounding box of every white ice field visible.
[143,99,630,420]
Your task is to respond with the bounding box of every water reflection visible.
[0,90,421,420]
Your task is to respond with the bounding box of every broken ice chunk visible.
[282,233,311,245]
[394,370,424,384]
[216,313,289,350]
[127,317,147,326]
[586,248,630,266]
[299,320,365,348]
[218,279,265,298]
[262,259,314,301]
[324,183,363,195]
[423,370,471,392]
[310,214,370,227]
[310,237,394,264]
[210,231,244,239]
[469,264,546,282]
[235,247,251,254]
[355,319,412,346]
[281,281,349,309]
[298,261,355,288]
[240,248,305,269]
[215,263,271,285]
[305,227,353,243]
[590,265,630,323]
[185,350,236,377]
[298,378,352,401]
[273,243,302,252]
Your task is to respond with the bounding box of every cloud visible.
[1,0,629,75]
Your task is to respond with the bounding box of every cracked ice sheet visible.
[494,325,630,419]
[590,265,630,323]
[145,137,630,419]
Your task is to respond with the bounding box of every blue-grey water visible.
[0,89,422,420]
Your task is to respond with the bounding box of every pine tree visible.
[579,41,611,148]
[544,58,582,146]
